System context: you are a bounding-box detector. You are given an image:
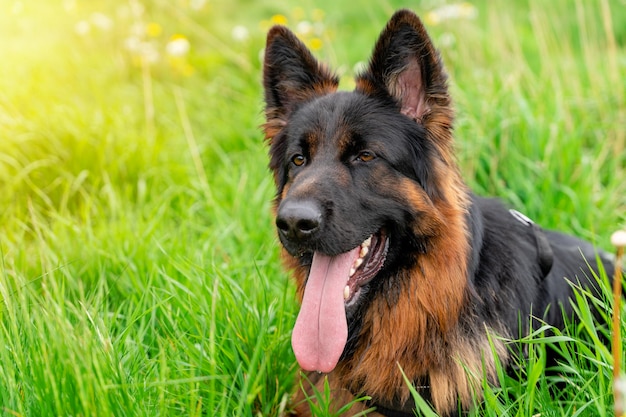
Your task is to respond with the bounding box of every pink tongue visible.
[291,248,360,373]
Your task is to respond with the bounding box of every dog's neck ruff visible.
[364,210,554,417]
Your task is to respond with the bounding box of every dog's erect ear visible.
[262,26,339,140]
[356,10,450,125]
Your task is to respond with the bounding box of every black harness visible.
[367,401,417,417]
[366,210,554,417]
[365,389,421,417]
[509,209,554,277]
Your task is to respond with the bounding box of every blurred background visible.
[0,0,624,416]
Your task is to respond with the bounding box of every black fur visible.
[262,9,617,417]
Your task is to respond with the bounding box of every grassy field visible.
[0,0,625,416]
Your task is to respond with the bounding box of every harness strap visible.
[367,402,415,417]
[365,396,418,417]
[509,209,554,277]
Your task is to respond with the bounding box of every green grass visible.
[0,0,624,415]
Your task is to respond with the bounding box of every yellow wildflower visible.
[271,14,288,25]
[309,38,323,51]
[146,22,162,37]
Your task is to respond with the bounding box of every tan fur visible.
[265,10,509,416]
[282,144,508,415]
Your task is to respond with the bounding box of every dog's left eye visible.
[291,154,306,166]
[356,151,375,162]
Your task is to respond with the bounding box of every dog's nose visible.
[276,200,322,241]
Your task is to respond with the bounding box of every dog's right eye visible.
[291,154,306,166]
[356,151,376,162]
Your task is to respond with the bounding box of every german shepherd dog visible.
[262,9,615,417]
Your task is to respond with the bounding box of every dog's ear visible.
[357,10,459,203]
[262,26,339,141]
[356,10,451,126]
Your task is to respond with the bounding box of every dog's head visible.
[262,10,466,373]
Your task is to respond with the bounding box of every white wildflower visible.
[611,230,626,247]
[166,36,190,57]
[190,0,207,11]
[352,61,367,75]
[12,1,23,15]
[427,2,478,25]
[75,20,91,36]
[63,0,76,12]
[91,12,113,31]
[130,22,145,38]
[123,36,142,52]
[231,25,249,42]
[296,21,313,36]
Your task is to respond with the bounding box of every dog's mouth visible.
[291,231,389,373]
[343,232,389,306]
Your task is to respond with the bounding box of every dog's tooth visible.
[362,236,372,248]
[343,285,350,300]
[354,257,363,269]
[349,267,356,277]
[359,246,369,258]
